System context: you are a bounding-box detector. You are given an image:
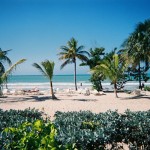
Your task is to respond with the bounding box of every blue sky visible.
[0,0,150,75]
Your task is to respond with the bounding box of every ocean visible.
[5,74,150,91]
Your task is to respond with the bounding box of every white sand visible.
[0,91,150,120]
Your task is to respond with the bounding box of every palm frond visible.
[0,62,5,75]
[78,50,90,57]
[68,37,77,48]
[0,49,12,65]
[76,45,84,52]
[60,46,70,52]
[58,52,73,60]
[32,63,47,76]
[113,54,119,69]
[2,59,26,81]
[76,54,88,62]
[60,59,72,69]
[41,60,55,80]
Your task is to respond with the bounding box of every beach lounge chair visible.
[2,89,11,95]
[84,88,90,96]
[131,89,146,96]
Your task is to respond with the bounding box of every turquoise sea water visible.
[6,74,150,91]
[8,74,91,83]
[6,74,92,90]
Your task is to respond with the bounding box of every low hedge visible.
[0,109,150,149]
[54,110,150,149]
[0,108,46,132]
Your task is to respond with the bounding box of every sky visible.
[0,0,150,75]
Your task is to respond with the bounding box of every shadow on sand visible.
[0,95,60,103]
[73,99,97,102]
[120,94,150,100]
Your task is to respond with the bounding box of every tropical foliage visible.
[1,120,59,150]
[54,110,150,150]
[1,109,150,149]
[58,37,89,90]
[0,48,12,74]
[0,48,12,90]
[122,19,150,89]
[80,47,105,91]
[0,108,45,132]
[0,59,26,96]
[33,60,56,99]
[144,86,150,91]
[93,53,127,97]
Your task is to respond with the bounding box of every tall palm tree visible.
[58,37,89,91]
[33,60,56,99]
[122,19,150,89]
[93,54,127,98]
[0,59,26,96]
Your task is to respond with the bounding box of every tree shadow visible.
[0,95,60,103]
[120,95,150,100]
[73,99,97,102]
[33,96,60,102]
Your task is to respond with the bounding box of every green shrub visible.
[1,120,59,150]
[0,109,150,149]
[144,86,150,91]
[54,110,150,149]
[0,108,46,132]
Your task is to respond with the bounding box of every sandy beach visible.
[0,91,150,120]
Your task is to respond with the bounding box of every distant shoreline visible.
[5,74,150,91]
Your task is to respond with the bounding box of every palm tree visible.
[0,48,12,85]
[58,37,89,91]
[33,60,56,99]
[0,59,26,96]
[122,19,150,89]
[93,54,127,98]
[0,48,12,66]
[80,47,105,91]
[80,47,105,69]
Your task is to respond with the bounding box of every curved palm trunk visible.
[50,81,56,99]
[114,82,118,98]
[74,59,77,91]
[138,63,142,89]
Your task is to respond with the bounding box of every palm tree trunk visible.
[99,81,103,91]
[74,59,77,91]
[0,86,3,96]
[50,81,56,99]
[114,82,118,98]
[138,63,142,89]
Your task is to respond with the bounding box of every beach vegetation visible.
[0,109,150,149]
[92,52,127,98]
[58,37,89,91]
[0,48,12,76]
[1,120,59,150]
[122,19,150,89]
[0,108,45,133]
[0,58,26,96]
[80,47,105,92]
[54,110,150,150]
[144,86,150,91]
[0,48,12,92]
[33,60,57,99]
